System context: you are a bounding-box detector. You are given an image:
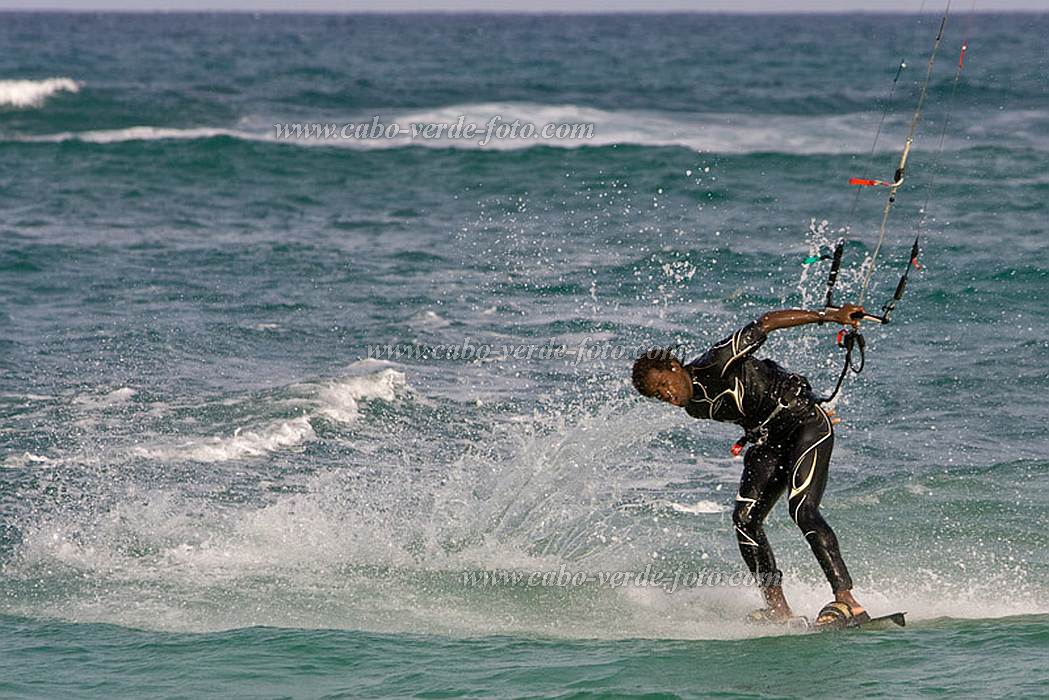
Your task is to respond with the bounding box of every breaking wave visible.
[0,77,79,108]
[135,365,408,464]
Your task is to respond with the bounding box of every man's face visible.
[645,361,692,407]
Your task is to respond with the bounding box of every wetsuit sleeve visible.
[693,321,768,377]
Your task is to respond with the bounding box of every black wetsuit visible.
[685,321,853,592]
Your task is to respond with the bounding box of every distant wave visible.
[13,102,1043,154]
[0,77,79,108]
[379,103,907,154]
[7,102,949,155]
[21,126,250,144]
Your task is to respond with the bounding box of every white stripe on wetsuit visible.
[788,408,833,520]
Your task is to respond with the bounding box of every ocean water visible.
[2,11,1048,699]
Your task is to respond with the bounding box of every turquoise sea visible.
[1,11,1047,698]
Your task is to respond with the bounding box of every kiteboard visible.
[808,611,906,633]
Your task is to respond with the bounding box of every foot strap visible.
[815,601,871,629]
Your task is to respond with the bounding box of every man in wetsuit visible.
[631,305,869,628]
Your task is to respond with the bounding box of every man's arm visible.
[758,304,865,333]
[698,304,866,376]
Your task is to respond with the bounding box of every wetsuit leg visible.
[733,441,788,587]
[784,406,853,592]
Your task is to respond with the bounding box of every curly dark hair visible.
[631,347,683,396]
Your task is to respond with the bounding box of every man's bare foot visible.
[746,585,797,624]
[834,589,865,615]
[762,585,794,621]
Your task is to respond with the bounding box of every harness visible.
[731,377,814,457]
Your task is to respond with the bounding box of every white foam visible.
[6,396,1048,638]
[618,498,729,515]
[22,125,251,144]
[152,415,317,464]
[0,77,78,108]
[665,500,728,515]
[73,386,137,408]
[133,367,408,463]
[2,452,50,468]
[311,367,407,423]
[13,102,1014,154]
[409,309,449,329]
[0,393,53,401]
[378,102,876,154]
